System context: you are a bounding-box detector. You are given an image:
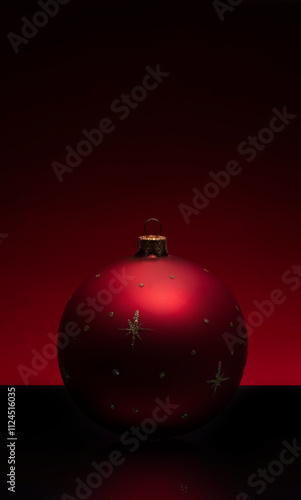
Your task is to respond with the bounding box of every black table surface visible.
[1,386,301,499]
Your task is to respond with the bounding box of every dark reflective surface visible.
[1,386,301,499]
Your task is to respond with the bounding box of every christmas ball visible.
[58,219,247,436]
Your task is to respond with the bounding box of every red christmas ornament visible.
[58,219,247,436]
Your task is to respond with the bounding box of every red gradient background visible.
[0,0,300,385]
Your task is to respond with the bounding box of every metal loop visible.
[144,218,162,236]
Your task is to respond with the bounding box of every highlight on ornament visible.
[57,218,248,436]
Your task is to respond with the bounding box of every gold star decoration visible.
[180,483,188,494]
[119,310,152,350]
[60,359,74,387]
[206,361,229,397]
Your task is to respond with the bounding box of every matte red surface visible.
[0,1,300,385]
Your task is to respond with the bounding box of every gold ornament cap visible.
[136,218,168,257]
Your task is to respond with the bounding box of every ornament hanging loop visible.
[144,218,162,236]
[136,218,168,257]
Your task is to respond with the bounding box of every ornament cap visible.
[135,218,168,257]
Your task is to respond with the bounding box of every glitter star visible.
[60,359,74,387]
[119,310,151,350]
[206,361,229,397]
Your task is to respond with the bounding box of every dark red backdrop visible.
[0,0,300,385]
